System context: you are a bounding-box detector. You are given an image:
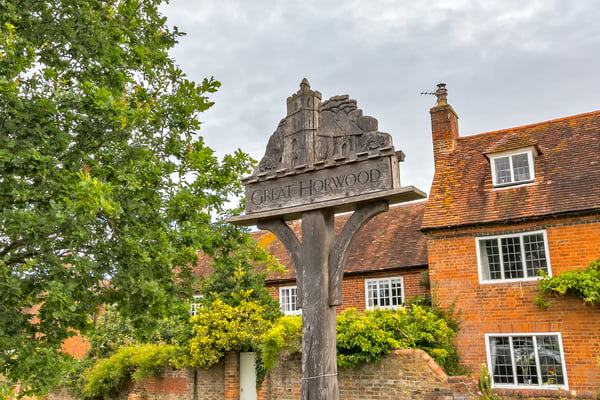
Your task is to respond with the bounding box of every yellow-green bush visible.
[260,304,461,373]
[82,344,176,399]
[176,298,272,369]
[260,315,302,370]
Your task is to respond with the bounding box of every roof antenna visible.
[421,83,448,106]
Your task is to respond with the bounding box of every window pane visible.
[513,336,538,384]
[280,287,299,314]
[494,156,512,184]
[379,281,390,306]
[512,153,531,182]
[367,281,378,307]
[289,287,297,311]
[366,278,403,309]
[490,336,514,384]
[390,279,403,306]
[480,239,502,280]
[523,233,548,277]
[537,336,565,385]
[501,237,524,279]
[489,335,565,388]
[280,288,289,312]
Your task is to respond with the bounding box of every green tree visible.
[0,0,254,394]
[198,225,283,320]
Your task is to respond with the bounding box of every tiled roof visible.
[254,201,428,283]
[422,110,600,230]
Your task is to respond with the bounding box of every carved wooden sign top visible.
[241,79,407,215]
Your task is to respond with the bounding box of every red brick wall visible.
[61,335,90,359]
[48,349,595,400]
[223,351,239,400]
[265,349,478,400]
[268,268,428,313]
[426,214,600,396]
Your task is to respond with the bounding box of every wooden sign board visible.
[244,153,399,214]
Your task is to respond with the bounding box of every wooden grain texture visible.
[300,210,338,400]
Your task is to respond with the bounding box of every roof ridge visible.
[459,109,600,140]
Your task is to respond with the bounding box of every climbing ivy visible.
[537,259,600,306]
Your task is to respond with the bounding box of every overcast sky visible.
[160,0,600,194]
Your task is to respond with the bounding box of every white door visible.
[239,352,257,400]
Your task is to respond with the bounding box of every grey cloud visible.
[162,0,600,194]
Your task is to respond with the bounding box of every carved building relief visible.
[253,79,393,176]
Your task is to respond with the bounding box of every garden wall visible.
[47,349,477,400]
[49,349,594,400]
[262,349,478,400]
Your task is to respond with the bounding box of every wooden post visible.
[258,202,388,400]
[300,209,337,400]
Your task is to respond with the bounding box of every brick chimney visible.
[429,83,459,162]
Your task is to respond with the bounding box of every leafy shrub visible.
[337,305,458,370]
[260,315,302,370]
[336,308,401,368]
[82,344,176,399]
[175,298,273,369]
[87,303,193,359]
[538,259,600,305]
[261,304,461,373]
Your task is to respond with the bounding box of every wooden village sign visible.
[229,79,426,400]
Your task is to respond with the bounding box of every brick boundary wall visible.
[262,349,479,400]
[47,349,597,400]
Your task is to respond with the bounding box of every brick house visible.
[255,200,430,314]
[421,85,600,396]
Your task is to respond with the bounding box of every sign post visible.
[229,80,426,399]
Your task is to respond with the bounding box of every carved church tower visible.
[283,78,322,169]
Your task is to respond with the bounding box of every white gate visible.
[239,352,257,400]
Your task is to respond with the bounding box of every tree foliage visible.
[0,0,255,394]
[85,303,192,360]
[197,228,284,321]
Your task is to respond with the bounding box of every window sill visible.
[479,277,542,285]
[492,180,535,190]
[493,384,567,391]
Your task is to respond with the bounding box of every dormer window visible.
[489,147,536,187]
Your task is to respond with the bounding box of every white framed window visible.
[189,295,202,317]
[477,230,550,283]
[486,333,568,390]
[489,148,536,187]
[365,276,404,309]
[279,286,301,315]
